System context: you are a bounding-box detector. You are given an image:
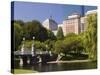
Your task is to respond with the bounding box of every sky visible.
[11,1,97,24]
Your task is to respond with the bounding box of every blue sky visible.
[11,1,97,24]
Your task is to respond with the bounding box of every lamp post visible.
[21,37,25,55]
[20,37,25,67]
[46,44,48,54]
[32,36,35,56]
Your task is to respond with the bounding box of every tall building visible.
[80,10,97,32]
[42,18,58,31]
[80,17,86,32]
[42,18,58,35]
[63,13,81,35]
[42,10,96,36]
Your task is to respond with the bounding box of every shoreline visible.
[47,60,95,64]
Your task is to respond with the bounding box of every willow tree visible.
[83,13,97,60]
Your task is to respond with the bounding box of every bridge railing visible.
[14,50,50,56]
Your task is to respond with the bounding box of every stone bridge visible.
[14,49,57,66]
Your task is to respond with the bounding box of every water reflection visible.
[14,60,97,72]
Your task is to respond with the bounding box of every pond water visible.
[14,60,97,72]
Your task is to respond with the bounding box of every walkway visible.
[47,59,92,64]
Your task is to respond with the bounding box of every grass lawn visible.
[13,69,38,74]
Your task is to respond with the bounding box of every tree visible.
[18,40,47,51]
[44,39,55,52]
[65,33,77,38]
[14,22,23,51]
[14,20,25,27]
[55,34,84,56]
[83,13,97,60]
[64,36,83,54]
[34,41,46,51]
[23,20,48,41]
[47,30,56,40]
[54,40,64,54]
[56,27,64,40]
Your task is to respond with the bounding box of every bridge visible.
[14,49,55,66]
[14,37,57,66]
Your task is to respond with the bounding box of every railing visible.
[14,50,50,56]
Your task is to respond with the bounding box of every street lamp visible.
[46,44,48,54]
[20,37,25,66]
[21,37,25,55]
[23,37,25,41]
[32,36,35,56]
[32,36,35,48]
[33,36,35,40]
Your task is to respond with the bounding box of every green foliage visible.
[13,20,57,51]
[47,30,56,40]
[13,13,97,61]
[64,35,84,54]
[56,27,64,40]
[18,40,32,50]
[83,13,97,60]
[14,22,23,51]
[65,33,77,38]
[54,40,64,54]
[44,39,55,51]
[14,20,25,27]
[34,41,46,51]
[14,69,37,74]
[23,20,48,41]
[19,40,47,51]
[54,34,84,56]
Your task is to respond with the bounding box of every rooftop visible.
[85,10,97,15]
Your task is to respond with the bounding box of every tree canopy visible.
[13,13,97,61]
[14,22,23,51]
[23,20,48,41]
[56,27,64,40]
[83,13,97,60]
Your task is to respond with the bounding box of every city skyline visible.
[11,1,97,24]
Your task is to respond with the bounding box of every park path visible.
[47,59,92,64]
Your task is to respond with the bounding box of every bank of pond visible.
[12,53,97,74]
